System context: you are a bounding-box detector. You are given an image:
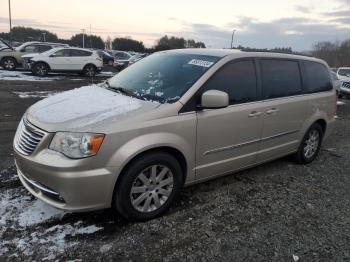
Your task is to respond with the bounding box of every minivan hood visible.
[27,85,160,132]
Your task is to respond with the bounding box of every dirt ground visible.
[0,69,349,261]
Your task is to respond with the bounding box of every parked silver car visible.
[14,49,335,221]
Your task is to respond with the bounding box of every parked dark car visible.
[96,50,114,66]
[113,51,132,71]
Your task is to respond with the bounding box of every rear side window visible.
[201,60,257,104]
[52,49,70,57]
[261,59,302,99]
[38,45,51,53]
[70,49,92,57]
[304,61,333,93]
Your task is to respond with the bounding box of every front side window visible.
[108,53,220,103]
[261,59,302,99]
[201,60,257,104]
[304,61,333,93]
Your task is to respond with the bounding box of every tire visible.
[294,123,323,164]
[83,64,96,77]
[1,57,17,70]
[114,152,183,222]
[32,62,49,76]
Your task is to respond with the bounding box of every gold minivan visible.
[14,49,336,221]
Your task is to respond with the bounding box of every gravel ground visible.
[0,70,350,261]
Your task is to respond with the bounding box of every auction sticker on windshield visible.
[188,59,214,68]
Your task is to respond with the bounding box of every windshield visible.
[338,69,350,77]
[0,41,10,51]
[107,52,220,103]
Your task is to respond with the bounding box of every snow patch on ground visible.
[0,70,63,81]
[98,71,115,77]
[0,188,65,227]
[13,91,60,99]
[337,101,346,106]
[0,188,103,259]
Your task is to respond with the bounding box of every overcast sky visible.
[0,0,349,50]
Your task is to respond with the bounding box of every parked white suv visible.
[29,47,103,77]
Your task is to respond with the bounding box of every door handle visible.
[248,111,262,118]
[266,108,279,115]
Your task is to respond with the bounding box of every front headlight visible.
[49,132,105,159]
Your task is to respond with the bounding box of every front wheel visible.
[32,62,49,76]
[1,57,17,70]
[114,152,183,221]
[83,64,96,77]
[294,123,323,164]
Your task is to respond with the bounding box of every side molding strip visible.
[204,130,299,155]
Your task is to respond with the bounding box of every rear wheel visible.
[32,62,49,76]
[83,64,96,77]
[295,123,323,164]
[114,152,183,221]
[1,57,17,70]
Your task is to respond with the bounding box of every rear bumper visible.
[14,148,119,212]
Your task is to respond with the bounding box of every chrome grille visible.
[342,82,350,89]
[14,119,47,155]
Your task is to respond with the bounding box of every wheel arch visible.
[32,61,51,70]
[110,139,192,207]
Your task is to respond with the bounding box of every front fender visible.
[107,132,195,184]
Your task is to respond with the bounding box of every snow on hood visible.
[27,85,157,129]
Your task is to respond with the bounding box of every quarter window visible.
[261,59,302,99]
[201,60,257,104]
[304,61,333,93]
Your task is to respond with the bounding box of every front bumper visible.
[14,148,119,212]
[340,82,350,95]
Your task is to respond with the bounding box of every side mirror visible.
[200,90,229,109]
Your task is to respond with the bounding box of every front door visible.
[49,49,71,70]
[195,59,263,180]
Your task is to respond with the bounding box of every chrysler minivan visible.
[14,49,336,221]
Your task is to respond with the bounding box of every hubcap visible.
[4,59,15,69]
[130,165,174,213]
[304,129,320,159]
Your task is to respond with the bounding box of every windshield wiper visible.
[106,83,140,99]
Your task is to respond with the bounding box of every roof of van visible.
[160,48,325,64]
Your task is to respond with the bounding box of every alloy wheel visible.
[130,165,174,213]
[85,66,95,77]
[36,64,47,76]
[3,58,15,70]
[303,129,320,159]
